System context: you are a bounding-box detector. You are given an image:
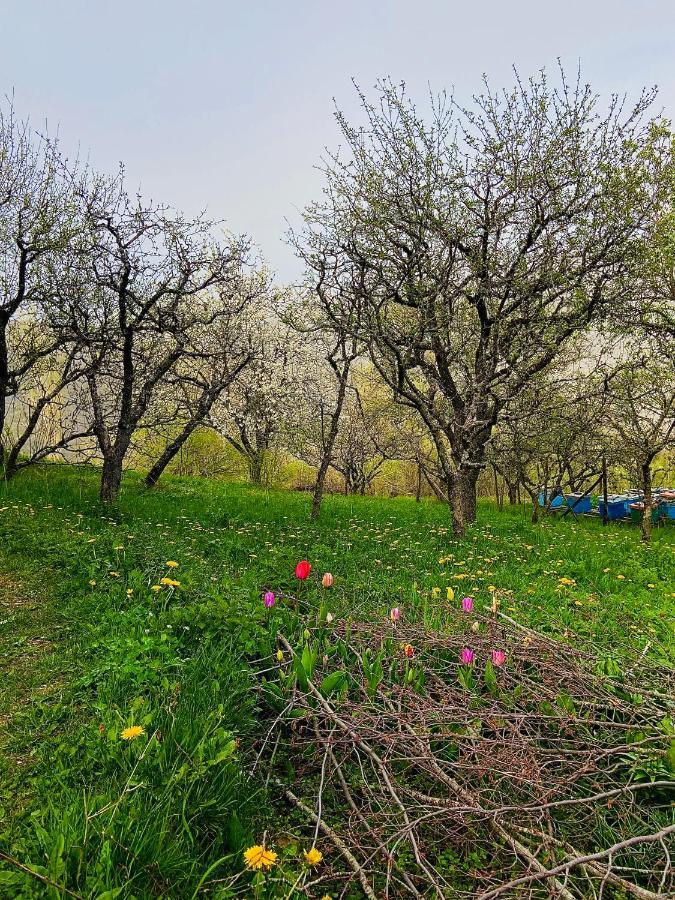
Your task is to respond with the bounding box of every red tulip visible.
[295,560,311,580]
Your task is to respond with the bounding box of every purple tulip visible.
[460,647,475,665]
[263,591,276,608]
[461,596,474,613]
[390,607,401,623]
[492,649,506,668]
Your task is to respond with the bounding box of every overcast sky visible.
[2,1,674,281]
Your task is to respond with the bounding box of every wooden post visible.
[601,456,609,526]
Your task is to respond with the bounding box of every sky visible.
[2,1,674,282]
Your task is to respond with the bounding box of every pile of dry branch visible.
[254,611,674,898]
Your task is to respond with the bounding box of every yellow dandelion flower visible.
[120,725,145,741]
[151,584,162,592]
[160,577,180,587]
[88,580,97,587]
[166,560,178,568]
[109,571,120,578]
[617,574,625,580]
[243,845,277,870]
[558,577,575,586]
[304,847,323,866]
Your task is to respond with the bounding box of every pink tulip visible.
[460,647,475,665]
[390,607,401,623]
[492,649,506,668]
[322,572,334,588]
[263,591,276,608]
[461,596,474,613]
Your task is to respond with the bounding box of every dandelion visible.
[559,577,575,586]
[160,577,180,587]
[322,572,334,588]
[151,584,162,592]
[461,596,473,613]
[243,845,277,871]
[166,560,178,568]
[403,643,414,659]
[263,591,276,608]
[390,607,401,623]
[446,587,455,602]
[295,560,311,580]
[431,587,441,599]
[304,847,323,866]
[460,647,475,665]
[88,579,97,587]
[492,649,506,667]
[120,725,145,741]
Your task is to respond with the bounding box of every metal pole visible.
[601,456,609,526]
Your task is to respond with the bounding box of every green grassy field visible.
[0,465,673,897]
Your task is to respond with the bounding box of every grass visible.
[0,464,673,897]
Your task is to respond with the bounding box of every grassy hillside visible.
[0,465,673,897]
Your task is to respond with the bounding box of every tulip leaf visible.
[320,671,347,696]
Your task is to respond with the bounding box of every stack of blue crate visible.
[538,490,564,509]
[598,494,633,520]
[566,492,592,514]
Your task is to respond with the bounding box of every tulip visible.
[263,591,275,608]
[276,649,284,662]
[403,643,414,659]
[492,649,506,667]
[471,621,480,633]
[390,607,401,623]
[461,596,473,613]
[326,612,334,624]
[460,647,475,665]
[446,587,455,602]
[322,572,334,588]
[295,560,311,580]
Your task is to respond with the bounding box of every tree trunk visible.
[145,418,204,488]
[493,466,502,509]
[311,362,350,521]
[640,461,653,543]
[248,451,265,485]
[0,319,8,473]
[100,453,125,503]
[527,489,540,524]
[450,469,478,537]
[507,481,518,505]
[415,463,422,502]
